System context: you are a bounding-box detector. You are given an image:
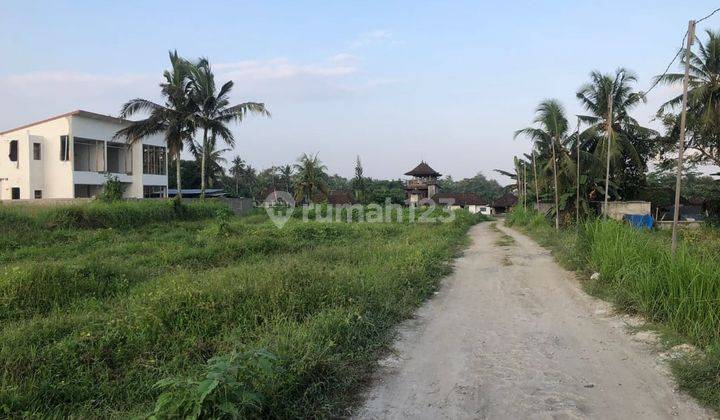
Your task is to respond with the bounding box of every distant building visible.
[491,192,518,214]
[168,189,226,198]
[434,192,493,215]
[0,110,168,200]
[404,161,441,205]
[403,161,492,214]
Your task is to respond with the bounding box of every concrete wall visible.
[0,117,72,200]
[603,201,651,221]
[534,202,554,215]
[467,204,494,215]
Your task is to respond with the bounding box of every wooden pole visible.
[524,164,528,211]
[532,148,539,208]
[576,118,581,225]
[603,92,614,219]
[672,20,696,255]
[551,137,560,230]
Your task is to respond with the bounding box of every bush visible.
[0,199,230,230]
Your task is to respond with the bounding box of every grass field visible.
[0,200,486,417]
[506,208,720,412]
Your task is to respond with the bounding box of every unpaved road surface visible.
[356,222,713,419]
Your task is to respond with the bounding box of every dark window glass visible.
[143,185,166,198]
[11,188,20,200]
[60,136,69,161]
[33,143,41,160]
[34,190,42,199]
[9,140,18,162]
[142,145,167,175]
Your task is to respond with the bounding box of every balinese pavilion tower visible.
[404,161,441,205]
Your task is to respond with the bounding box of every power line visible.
[641,6,720,99]
[696,6,720,23]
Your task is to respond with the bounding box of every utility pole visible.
[523,164,528,211]
[603,92,614,219]
[672,20,696,255]
[576,118,581,225]
[532,148,540,208]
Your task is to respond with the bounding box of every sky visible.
[1,1,718,184]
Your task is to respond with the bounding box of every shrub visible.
[98,175,127,202]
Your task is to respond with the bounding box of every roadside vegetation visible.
[506,208,720,411]
[0,200,487,417]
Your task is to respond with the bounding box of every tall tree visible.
[277,164,293,193]
[115,51,195,199]
[293,153,329,203]
[352,155,367,203]
[576,68,655,199]
[656,29,720,168]
[188,59,270,198]
[515,99,570,229]
[229,156,245,196]
[191,135,229,188]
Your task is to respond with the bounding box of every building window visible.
[11,188,20,200]
[143,145,167,175]
[34,190,42,199]
[143,185,167,198]
[9,140,18,162]
[33,143,41,160]
[60,135,70,161]
[74,184,103,198]
[73,138,105,172]
[107,142,132,174]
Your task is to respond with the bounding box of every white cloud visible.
[350,30,393,49]
[215,57,358,80]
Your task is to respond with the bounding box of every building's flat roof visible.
[0,110,131,135]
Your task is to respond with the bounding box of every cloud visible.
[215,57,358,80]
[350,30,393,49]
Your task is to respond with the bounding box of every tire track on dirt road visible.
[355,221,713,419]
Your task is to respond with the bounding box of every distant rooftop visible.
[405,161,441,177]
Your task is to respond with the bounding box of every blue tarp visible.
[623,214,654,229]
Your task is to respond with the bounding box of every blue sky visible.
[1,1,718,183]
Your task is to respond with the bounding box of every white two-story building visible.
[0,110,168,200]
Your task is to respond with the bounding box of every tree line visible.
[511,29,720,227]
[171,152,505,205]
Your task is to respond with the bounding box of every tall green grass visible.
[0,204,486,417]
[507,207,720,411]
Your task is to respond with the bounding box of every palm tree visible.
[656,29,720,166]
[115,51,195,199]
[229,156,246,196]
[576,68,655,199]
[188,59,270,198]
[515,99,570,229]
[276,164,293,192]
[293,153,329,204]
[191,135,229,189]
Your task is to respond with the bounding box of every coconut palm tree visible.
[515,99,570,229]
[188,59,270,198]
[276,164,293,193]
[191,135,230,189]
[293,153,329,204]
[576,68,655,199]
[656,29,720,167]
[115,51,196,199]
[229,156,246,196]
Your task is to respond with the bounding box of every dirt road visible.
[356,222,713,419]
